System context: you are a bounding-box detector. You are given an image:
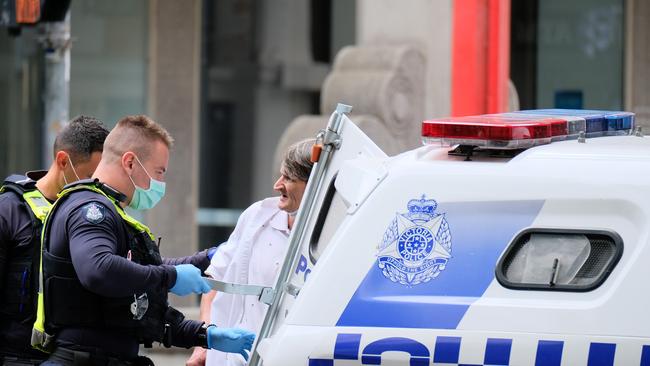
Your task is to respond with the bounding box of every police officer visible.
[0,116,109,365]
[39,115,254,366]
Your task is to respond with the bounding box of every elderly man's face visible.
[273,173,307,213]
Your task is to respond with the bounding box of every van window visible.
[309,177,347,263]
[496,229,622,291]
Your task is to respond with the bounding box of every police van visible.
[226,104,650,365]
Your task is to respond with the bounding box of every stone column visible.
[356,0,453,119]
[146,0,202,306]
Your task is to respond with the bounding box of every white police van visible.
[245,104,650,366]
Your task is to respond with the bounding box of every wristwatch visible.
[198,323,215,348]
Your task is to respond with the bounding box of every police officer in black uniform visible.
[39,115,254,366]
[0,116,109,365]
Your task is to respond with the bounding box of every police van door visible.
[250,104,388,364]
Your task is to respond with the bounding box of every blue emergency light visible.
[422,109,636,150]
[518,109,634,136]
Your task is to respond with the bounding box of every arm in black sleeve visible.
[0,197,10,293]
[67,202,177,297]
[0,239,6,295]
[163,249,211,272]
[0,195,22,295]
[170,318,204,349]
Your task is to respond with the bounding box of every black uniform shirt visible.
[48,188,205,359]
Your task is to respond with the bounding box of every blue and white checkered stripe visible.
[308,333,650,366]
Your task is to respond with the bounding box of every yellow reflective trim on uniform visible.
[0,185,51,222]
[22,189,51,222]
[30,291,54,352]
[31,194,54,352]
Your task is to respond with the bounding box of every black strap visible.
[161,306,186,347]
[60,179,127,203]
[2,174,35,191]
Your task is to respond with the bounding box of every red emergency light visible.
[422,115,566,149]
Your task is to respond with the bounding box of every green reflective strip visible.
[31,291,55,353]
[22,190,51,222]
[0,185,52,222]
[32,188,64,352]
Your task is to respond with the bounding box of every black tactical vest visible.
[41,180,182,348]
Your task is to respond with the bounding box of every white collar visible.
[269,208,290,233]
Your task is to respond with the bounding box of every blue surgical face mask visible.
[127,154,166,210]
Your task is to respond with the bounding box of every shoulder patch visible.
[82,202,106,224]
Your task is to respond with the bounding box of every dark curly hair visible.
[53,115,110,163]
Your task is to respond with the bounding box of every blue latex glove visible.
[170,264,211,296]
[207,326,256,360]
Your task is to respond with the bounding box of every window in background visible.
[511,0,624,110]
[537,0,624,109]
[69,0,148,128]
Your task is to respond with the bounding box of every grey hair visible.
[280,138,315,182]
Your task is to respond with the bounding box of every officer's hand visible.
[170,264,211,296]
[207,326,255,360]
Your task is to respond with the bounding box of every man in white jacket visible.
[186,139,315,366]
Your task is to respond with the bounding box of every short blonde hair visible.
[104,115,174,161]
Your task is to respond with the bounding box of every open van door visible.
[246,104,387,365]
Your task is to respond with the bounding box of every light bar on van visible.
[421,109,636,150]
[421,115,565,149]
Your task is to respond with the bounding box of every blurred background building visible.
[1,0,649,361]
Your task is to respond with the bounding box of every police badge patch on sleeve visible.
[377,195,452,287]
[82,202,105,224]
